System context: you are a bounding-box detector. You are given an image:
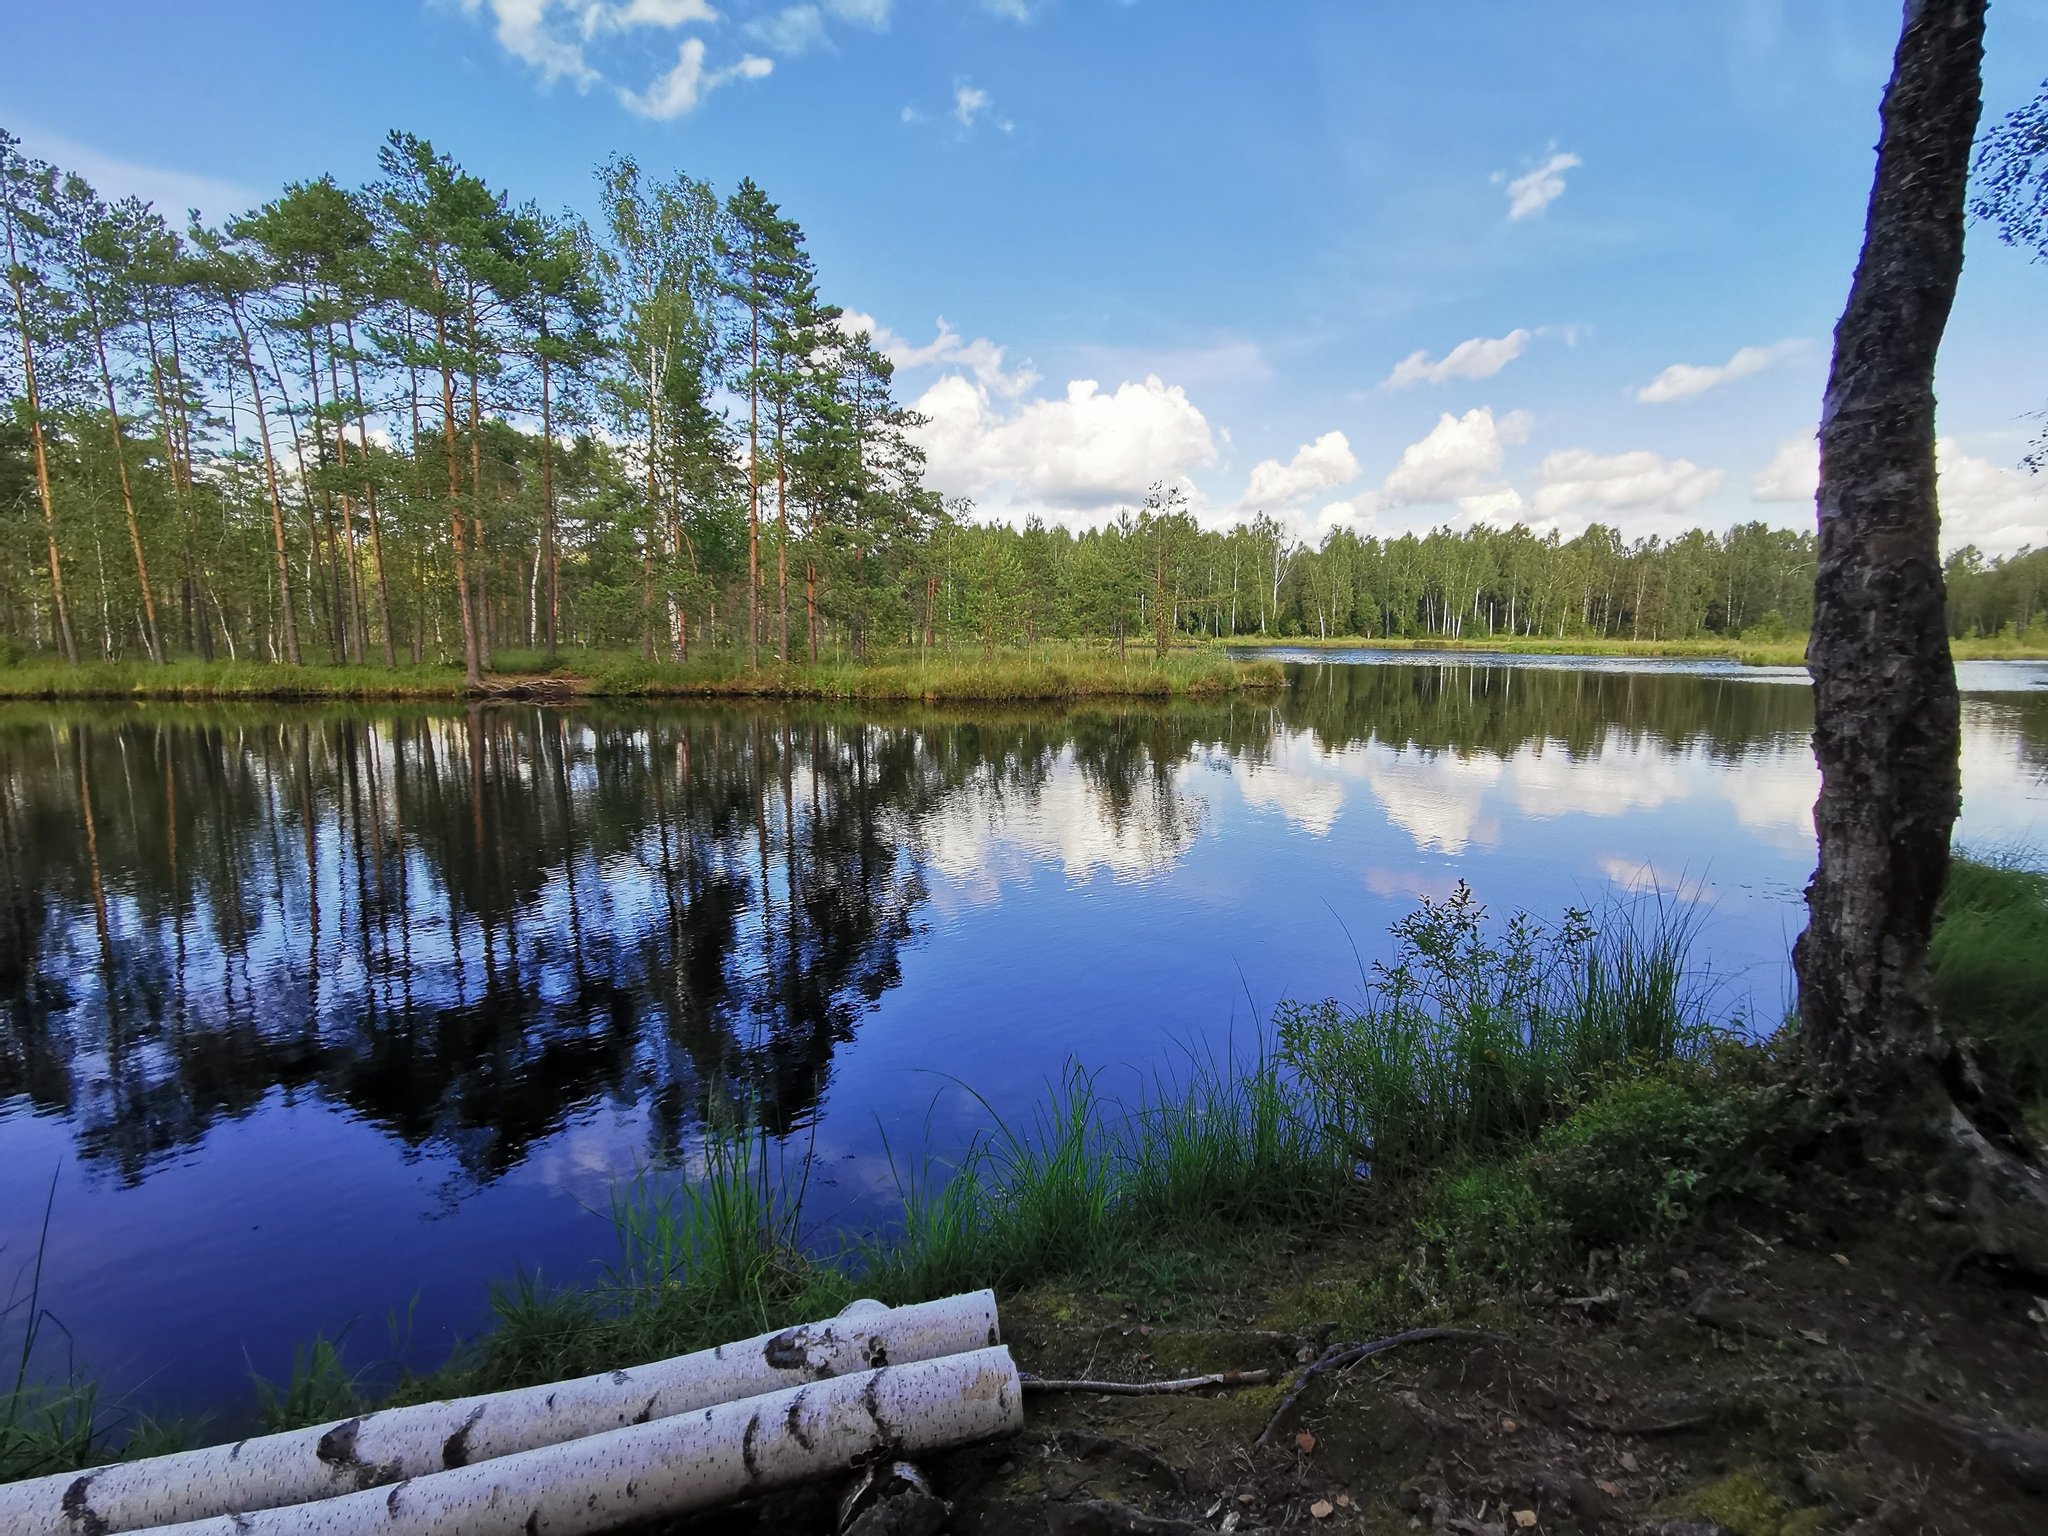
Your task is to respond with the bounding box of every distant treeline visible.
[3,129,2041,670]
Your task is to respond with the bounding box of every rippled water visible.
[1,659,2043,1415]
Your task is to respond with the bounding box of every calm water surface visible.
[2,658,2044,1416]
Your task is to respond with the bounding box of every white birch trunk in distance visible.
[7,1293,998,1536]
[143,1347,1022,1536]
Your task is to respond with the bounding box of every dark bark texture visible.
[1794,0,1985,1099]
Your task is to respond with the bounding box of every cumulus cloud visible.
[463,0,602,86]
[1750,430,2047,554]
[1637,339,1803,403]
[1380,407,1531,517]
[620,39,771,118]
[1530,448,1721,523]
[1933,440,2048,556]
[838,312,1039,398]
[912,374,1217,518]
[1752,432,1818,503]
[823,0,890,23]
[1382,329,1530,389]
[464,0,794,112]
[1240,432,1361,509]
[1503,152,1581,219]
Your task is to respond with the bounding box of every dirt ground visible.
[660,1220,2048,1536]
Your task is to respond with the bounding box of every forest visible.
[4,128,2043,676]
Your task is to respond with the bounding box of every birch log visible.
[4,1292,998,1536]
[142,1347,1022,1536]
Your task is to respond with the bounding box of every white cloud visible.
[748,5,825,52]
[1240,431,1361,509]
[912,374,1218,518]
[6,127,256,221]
[1638,339,1803,404]
[463,0,602,86]
[1530,447,1721,523]
[952,82,1011,131]
[1752,432,1818,503]
[464,0,792,110]
[598,0,720,29]
[1382,329,1530,389]
[1504,152,1581,219]
[1310,498,1381,540]
[619,40,772,119]
[980,0,1034,17]
[1934,439,2048,556]
[823,0,890,23]
[1381,407,1531,517]
[838,312,1039,398]
[1750,431,2048,555]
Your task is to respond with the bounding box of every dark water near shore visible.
[2,658,2044,1417]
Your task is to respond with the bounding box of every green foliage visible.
[1275,882,1712,1179]
[1931,852,2048,1102]
[1526,1045,1804,1248]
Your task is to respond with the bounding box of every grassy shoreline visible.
[7,863,2046,1530]
[1218,630,2048,668]
[0,649,1284,705]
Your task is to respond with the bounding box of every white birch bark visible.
[140,1347,1021,1536]
[6,1292,998,1536]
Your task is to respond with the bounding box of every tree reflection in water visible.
[3,662,2020,1192]
[0,702,1232,1185]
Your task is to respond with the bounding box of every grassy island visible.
[0,647,1284,705]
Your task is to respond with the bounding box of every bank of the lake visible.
[8,860,2048,1535]
[1217,628,2048,668]
[0,647,1282,704]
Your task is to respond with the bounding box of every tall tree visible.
[0,133,75,663]
[188,222,304,666]
[507,205,604,664]
[375,132,494,687]
[1794,2,1982,1097]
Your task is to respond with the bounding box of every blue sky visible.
[7,0,2048,552]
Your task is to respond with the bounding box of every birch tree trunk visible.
[1792,0,1983,1100]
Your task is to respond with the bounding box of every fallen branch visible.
[1256,1328,1486,1446]
[1021,1369,1275,1396]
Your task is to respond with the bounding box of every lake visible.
[2,656,2044,1418]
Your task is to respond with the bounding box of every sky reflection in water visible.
[0,659,2043,1416]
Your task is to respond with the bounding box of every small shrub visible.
[1527,1047,1803,1247]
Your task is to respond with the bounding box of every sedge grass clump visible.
[862,1055,1347,1302]
[1275,881,1712,1180]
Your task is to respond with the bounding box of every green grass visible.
[1932,851,2048,1103]
[0,646,1282,704]
[1274,881,1717,1179]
